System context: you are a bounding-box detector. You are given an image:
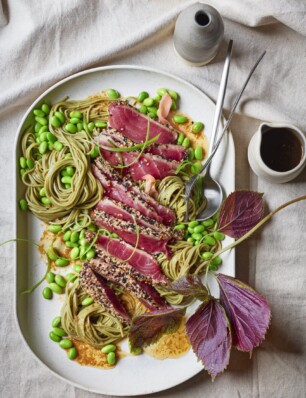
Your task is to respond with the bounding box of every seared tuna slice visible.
[89,255,168,309]
[79,263,130,324]
[93,158,175,226]
[146,144,188,162]
[99,146,178,181]
[91,209,171,256]
[98,128,188,162]
[95,198,173,238]
[86,233,168,284]
[108,102,177,144]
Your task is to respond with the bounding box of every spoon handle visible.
[208,39,233,156]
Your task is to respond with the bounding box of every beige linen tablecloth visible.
[1,1,306,397]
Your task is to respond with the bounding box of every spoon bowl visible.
[197,170,223,221]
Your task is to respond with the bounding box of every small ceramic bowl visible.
[248,122,306,183]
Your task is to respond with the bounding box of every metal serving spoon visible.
[196,40,233,221]
[185,49,266,221]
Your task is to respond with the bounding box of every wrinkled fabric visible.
[1,1,306,397]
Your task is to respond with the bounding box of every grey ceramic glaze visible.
[173,3,224,66]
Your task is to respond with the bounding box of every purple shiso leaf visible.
[129,307,185,351]
[217,274,271,352]
[169,275,209,301]
[217,191,264,238]
[186,298,231,380]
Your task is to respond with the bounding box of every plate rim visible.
[13,64,235,396]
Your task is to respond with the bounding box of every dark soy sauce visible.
[260,127,303,172]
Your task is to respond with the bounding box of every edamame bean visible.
[70,111,82,119]
[65,183,71,189]
[211,256,222,266]
[19,157,27,169]
[70,231,79,243]
[213,231,225,241]
[147,106,157,116]
[209,263,218,271]
[40,132,48,142]
[41,104,50,114]
[48,283,63,294]
[201,251,213,260]
[54,141,63,151]
[72,264,82,273]
[39,141,48,154]
[107,351,116,365]
[67,347,78,360]
[177,133,184,145]
[65,123,77,134]
[202,219,214,227]
[54,111,65,124]
[173,114,187,124]
[66,166,74,176]
[79,229,86,239]
[38,125,48,135]
[194,146,203,160]
[90,146,100,158]
[143,98,154,107]
[70,247,80,260]
[52,327,67,337]
[35,116,48,126]
[66,273,77,282]
[42,287,52,300]
[86,249,95,260]
[174,224,185,230]
[48,224,62,233]
[148,112,156,119]
[204,236,216,246]
[101,344,116,354]
[154,94,161,102]
[41,197,51,205]
[188,220,199,228]
[46,272,55,283]
[191,162,202,174]
[157,88,168,97]
[187,237,194,243]
[52,316,61,328]
[81,297,94,306]
[26,158,34,169]
[95,120,107,128]
[170,100,177,110]
[182,137,190,148]
[61,176,72,184]
[79,246,86,259]
[187,226,194,234]
[69,117,81,124]
[168,90,178,100]
[47,247,58,260]
[47,132,56,143]
[39,187,46,197]
[33,109,45,117]
[88,122,95,132]
[138,91,149,103]
[55,258,69,267]
[87,224,96,232]
[49,331,61,342]
[66,241,78,248]
[107,88,120,99]
[35,123,42,133]
[188,149,195,161]
[192,233,202,241]
[20,169,26,177]
[19,199,28,212]
[79,238,87,247]
[193,225,205,234]
[192,122,204,134]
[51,116,61,127]
[59,339,73,349]
[77,122,83,131]
[55,274,67,288]
[139,105,147,114]
[63,230,72,241]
